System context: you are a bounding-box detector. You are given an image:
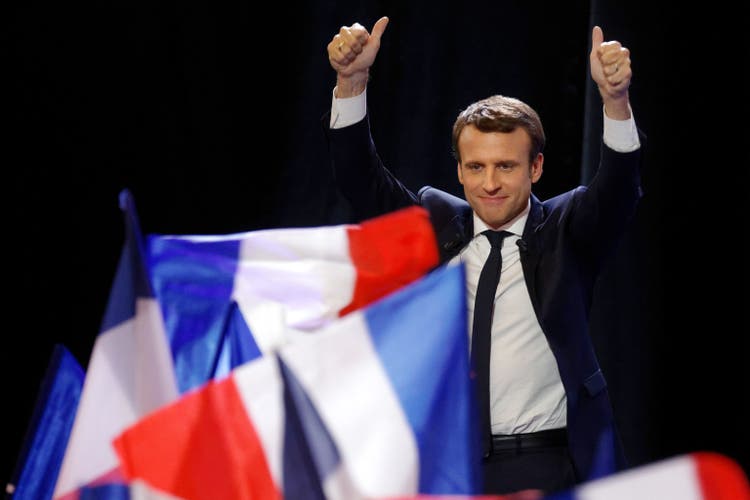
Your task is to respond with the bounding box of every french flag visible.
[545,452,750,500]
[147,205,439,393]
[112,263,481,499]
[77,481,185,500]
[53,191,180,500]
[8,344,84,500]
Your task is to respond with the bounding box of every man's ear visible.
[530,153,544,183]
[457,162,464,185]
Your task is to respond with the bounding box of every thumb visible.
[591,25,603,48]
[370,16,389,41]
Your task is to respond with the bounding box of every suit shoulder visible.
[417,186,469,211]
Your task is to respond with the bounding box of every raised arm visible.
[324,16,419,220]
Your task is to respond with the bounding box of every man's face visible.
[457,125,543,230]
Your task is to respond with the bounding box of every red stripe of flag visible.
[695,452,750,500]
[113,376,280,500]
[342,206,439,317]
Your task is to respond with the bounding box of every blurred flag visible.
[53,190,179,500]
[6,344,84,500]
[79,481,187,500]
[147,205,439,393]
[113,263,480,499]
[280,263,478,496]
[70,452,750,500]
[276,352,359,500]
[116,350,282,500]
[544,452,750,500]
[78,480,185,500]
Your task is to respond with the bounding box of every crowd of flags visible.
[7,189,750,500]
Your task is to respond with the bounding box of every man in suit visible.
[324,16,644,496]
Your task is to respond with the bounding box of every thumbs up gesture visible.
[590,26,632,118]
[328,16,389,97]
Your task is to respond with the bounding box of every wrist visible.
[602,92,631,120]
[335,72,369,98]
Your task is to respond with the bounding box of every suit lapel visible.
[521,194,545,255]
[435,210,473,263]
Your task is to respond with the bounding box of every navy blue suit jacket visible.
[324,112,646,482]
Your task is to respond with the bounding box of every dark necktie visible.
[470,230,510,457]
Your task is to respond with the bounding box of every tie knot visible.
[482,230,509,249]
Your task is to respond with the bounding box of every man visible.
[324,16,644,495]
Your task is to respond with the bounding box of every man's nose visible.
[482,169,500,192]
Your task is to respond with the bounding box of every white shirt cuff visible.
[602,105,641,152]
[330,87,367,129]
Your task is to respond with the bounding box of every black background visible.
[5,0,748,491]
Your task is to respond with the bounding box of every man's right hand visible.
[589,25,632,120]
[328,16,389,98]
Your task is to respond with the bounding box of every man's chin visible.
[477,214,507,230]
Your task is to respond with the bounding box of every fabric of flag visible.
[544,452,750,500]
[53,190,179,500]
[7,344,84,500]
[78,480,185,500]
[112,263,480,499]
[276,351,361,500]
[147,205,439,393]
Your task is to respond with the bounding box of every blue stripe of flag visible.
[9,344,84,500]
[364,263,481,494]
[148,235,260,393]
[100,190,152,332]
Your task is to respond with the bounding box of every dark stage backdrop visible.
[5,0,748,490]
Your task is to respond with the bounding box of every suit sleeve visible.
[322,112,418,221]
[569,129,647,268]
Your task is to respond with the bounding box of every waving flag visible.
[544,452,750,500]
[7,344,84,500]
[147,205,439,393]
[78,481,185,500]
[281,263,478,496]
[53,190,179,500]
[277,352,359,500]
[113,263,480,499]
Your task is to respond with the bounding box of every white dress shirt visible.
[452,209,567,434]
[330,87,640,434]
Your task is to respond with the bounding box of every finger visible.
[606,63,631,87]
[329,35,356,67]
[370,16,389,41]
[599,43,625,64]
[591,25,603,48]
[604,50,630,77]
[349,22,369,45]
[604,60,620,77]
[331,33,358,64]
[604,59,633,86]
[339,23,370,56]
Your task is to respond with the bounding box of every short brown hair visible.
[451,95,545,164]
